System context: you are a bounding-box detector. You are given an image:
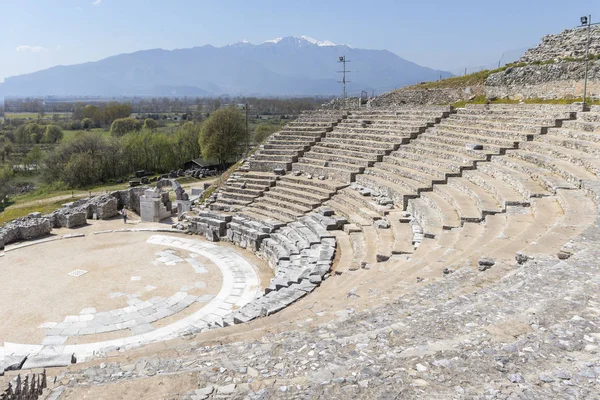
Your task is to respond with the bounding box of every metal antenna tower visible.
[337,56,351,99]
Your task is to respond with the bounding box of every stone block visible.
[22,353,75,369]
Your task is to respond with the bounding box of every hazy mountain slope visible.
[0,36,453,97]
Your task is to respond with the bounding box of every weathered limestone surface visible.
[486,61,600,100]
[519,26,600,63]
[370,86,484,106]
[0,214,52,249]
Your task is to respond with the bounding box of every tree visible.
[23,145,44,172]
[0,164,14,205]
[254,123,280,143]
[110,117,141,137]
[44,125,63,143]
[82,118,93,130]
[143,118,158,131]
[200,106,245,166]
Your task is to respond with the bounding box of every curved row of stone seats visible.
[207,171,278,212]
[325,186,416,262]
[197,210,340,326]
[291,106,453,182]
[241,174,347,224]
[249,111,347,172]
[356,104,578,210]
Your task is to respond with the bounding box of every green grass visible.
[62,128,110,141]
[452,96,600,109]
[0,198,75,225]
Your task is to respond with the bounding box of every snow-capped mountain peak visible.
[262,36,337,47]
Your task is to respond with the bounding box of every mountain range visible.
[0,36,453,97]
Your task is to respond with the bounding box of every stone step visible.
[489,155,572,195]
[440,118,545,134]
[270,134,319,142]
[434,122,540,140]
[519,141,600,177]
[541,129,600,149]
[332,126,421,137]
[475,161,550,200]
[375,161,446,186]
[253,154,297,163]
[418,133,510,154]
[433,184,483,223]
[317,140,390,155]
[406,197,443,238]
[277,130,326,137]
[298,156,364,173]
[356,172,419,209]
[411,139,492,160]
[338,188,388,217]
[325,198,372,226]
[422,129,523,148]
[388,149,463,173]
[250,199,306,220]
[274,180,334,198]
[282,126,329,132]
[331,192,382,223]
[465,103,582,112]
[382,154,458,178]
[291,163,356,183]
[266,187,328,208]
[396,143,482,167]
[506,149,598,186]
[448,113,561,126]
[260,148,302,156]
[321,136,403,150]
[446,176,503,214]
[280,175,347,192]
[559,120,600,133]
[311,144,385,161]
[220,189,259,202]
[419,191,461,229]
[461,169,530,207]
[341,116,434,125]
[387,212,415,254]
[239,208,291,225]
[339,121,426,130]
[577,111,600,123]
[457,107,576,120]
[302,150,375,167]
[325,131,413,143]
[248,160,292,172]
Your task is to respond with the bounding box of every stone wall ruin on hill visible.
[520,26,600,63]
[369,86,484,106]
[486,60,600,100]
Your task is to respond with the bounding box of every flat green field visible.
[62,128,110,141]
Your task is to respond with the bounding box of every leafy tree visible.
[200,106,245,165]
[82,105,101,123]
[81,118,93,130]
[62,152,101,188]
[15,123,45,144]
[254,123,280,143]
[0,164,14,204]
[110,117,141,137]
[44,125,63,143]
[23,145,44,172]
[143,118,158,131]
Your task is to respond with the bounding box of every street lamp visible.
[580,15,592,106]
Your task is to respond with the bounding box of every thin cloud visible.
[92,0,102,5]
[16,45,46,53]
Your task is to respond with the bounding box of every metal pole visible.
[583,15,591,106]
[245,103,249,154]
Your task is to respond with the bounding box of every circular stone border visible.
[1,229,261,367]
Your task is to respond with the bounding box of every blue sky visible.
[1,0,599,82]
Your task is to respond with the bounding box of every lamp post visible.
[581,15,592,106]
[578,15,600,106]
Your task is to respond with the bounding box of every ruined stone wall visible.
[370,86,484,106]
[486,61,600,100]
[520,26,600,63]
